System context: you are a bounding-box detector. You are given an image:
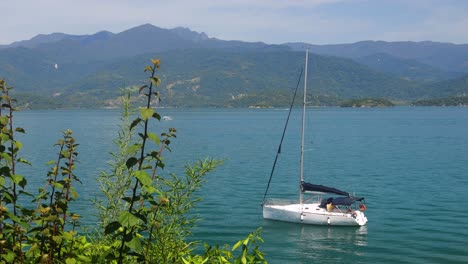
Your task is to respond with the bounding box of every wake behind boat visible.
[262,49,368,226]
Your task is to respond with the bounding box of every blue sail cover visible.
[331,196,364,206]
[301,182,350,196]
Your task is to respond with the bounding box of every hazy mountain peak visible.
[170,27,209,42]
[93,30,113,37]
[8,32,77,48]
[79,30,114,45]
[122,23,162,33]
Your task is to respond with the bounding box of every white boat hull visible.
[263,202,367,226]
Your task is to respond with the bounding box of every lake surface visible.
[15,107,468,263]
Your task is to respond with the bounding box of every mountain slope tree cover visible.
[354,53,462,83]
[412,95,468,106]
[1,48,423,108]
[416,73,468,99]
[285,40,468,73]
[1,24,468,108]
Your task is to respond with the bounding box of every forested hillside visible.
[1,24,467,108]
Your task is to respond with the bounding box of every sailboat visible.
[262,49,368,226]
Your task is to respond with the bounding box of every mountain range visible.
[1,24,467,108]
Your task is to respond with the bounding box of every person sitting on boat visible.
[319,197,333,208]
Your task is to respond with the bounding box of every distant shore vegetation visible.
[339,98,395,108]
[13,92,468,110]
[412,95,468,106]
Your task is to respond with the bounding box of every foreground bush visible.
[0,60,266,263]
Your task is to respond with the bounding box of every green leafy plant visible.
[94,89,137,228]
[28,129,82,263]
[0,58,267,263]
[0,79,30,263]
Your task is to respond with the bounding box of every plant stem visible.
[118,65,156,264]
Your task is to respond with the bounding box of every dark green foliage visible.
[412,95,468,106]
[28,129,83,263]
[0,79,30,263]
[354,53,462,83]
[340,98,395,107]
[417,73,468,99]
[4,48,424,108]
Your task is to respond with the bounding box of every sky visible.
[1,0,468,45]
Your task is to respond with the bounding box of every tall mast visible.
[299,49,308,205]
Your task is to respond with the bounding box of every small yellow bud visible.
[159,196,169,206]
[151,58,161,68]
[71,214,80,221]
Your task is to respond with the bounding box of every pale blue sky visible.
[1,0,467,45]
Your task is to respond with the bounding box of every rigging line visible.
[262,67,304,205]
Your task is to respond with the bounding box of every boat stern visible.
[354,210,368,226]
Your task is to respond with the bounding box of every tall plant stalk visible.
[116,59,163,263]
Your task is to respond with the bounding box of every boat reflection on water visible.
[262,220,368,263]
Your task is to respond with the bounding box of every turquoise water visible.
[15,107,468,263]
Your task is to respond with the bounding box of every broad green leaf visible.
[135,170,152,187]
[65,258,77,264]
[17,158,31,165]
[62,231,75,240]
[152,112,161,121]
[118,211,139,227]
[139,85,148,94]
[144,65,152,72]
[232,240,243,251]
[0,177,5,186]
[150,77,161,87]
[0,134,10,142]
[126,236,143,252]
[143,185,157,194]
[126,157,138,169]
[15,127,26,133]
[12,174,24,185]
[15,141,23,150]
[140,108,154,120]
[0,116,8,125]
[127,144,141,154]
[18,175,27,188]
[147,132,160,145]
[53,235,63,245]
[0,166,10,175]
[105,221,122,235]
[77,255,92,263]
[1,153,12,163]
[130,118,142,130]
[53,182,64,189]
[3,252,15,263]
[61,150,70,158]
